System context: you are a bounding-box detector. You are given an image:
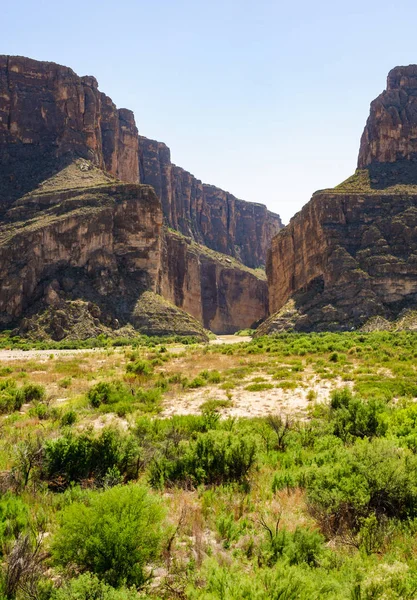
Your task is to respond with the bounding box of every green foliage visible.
[43,428,139,487]
[20,383,45,402]
[51,573,138,599]
[52,484,165,587]
[245,382,274,392]
[149,429,257,488]
[0,494,29,555]
[60,410,77,427]
[261,523,325,567]
[329,388,388,440]
[0,379,24,414]
[126,360,153,377]
[0,379,46,414]
[87,382,130,409]
[307,438,417,533]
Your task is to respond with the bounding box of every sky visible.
[3,0,417,223]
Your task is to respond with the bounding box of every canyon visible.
[0,55,279,339]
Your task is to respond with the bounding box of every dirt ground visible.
[0,336,345,421]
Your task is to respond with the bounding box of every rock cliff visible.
[264,65,417,333]
[139,136,282,268]
[0,55,139,215]
[161,231,268,333]
[0,55,272,338]
[0,160,208,339]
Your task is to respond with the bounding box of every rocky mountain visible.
[263,65,417,333]
[0,55,274,339]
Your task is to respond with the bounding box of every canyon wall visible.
[0,55,139,214]
[265,65,417,333]
[139,136,282,268]
[0,55,282,269]
[0,55,272,337]
[161,231,268,333]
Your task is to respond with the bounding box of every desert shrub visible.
[261,523,325,567]
[29,401,59,421]
[43,428,138,487]
[0,494,29,555]
[51,573,138,599]
[87,382,132,409]
[328,388,387,440]
[126,360,153,377]
[199,370,222,384]
[20,383,45,402]
[185,376,206,389]
[0,379,25,414]
[245,383,274,392]
[52,484,165,587]
[149,429,257,488]
[186,559,346,600]
[60,410,77,427]
[307,438,417,533]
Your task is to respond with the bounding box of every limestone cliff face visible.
[139,136,282,268]
[0,55,139,213]
[359,65,417,168]
[265,65,417,333]
[161,231,268,334]
[0,55,273,337]
[0,171,162,329]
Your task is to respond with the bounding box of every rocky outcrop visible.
[0,55,139,214]
[265,65,417,333]
[0,161,208,339]
[359,65,417,169]
[161,230,268,333]
[139,136,282,268]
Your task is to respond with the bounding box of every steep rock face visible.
[161,231,268,333]
[139,136,282,268]
[0,174,162,329]
[359,65,417,169]
[265,66,417,333]
[268,189,417,331]
[0,55,139,213]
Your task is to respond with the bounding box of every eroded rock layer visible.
[139,136,282,268]
[265,65,417,333]
[0,161,208,339]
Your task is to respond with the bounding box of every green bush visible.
[87,381,133,409]
[52,484,165,587]
[20,382,45,402]
[43,428,138,486]
[51,573,138,599]
[60,410,77,427]
[149,429,257,488]
[0,494,29,555]
[307,438,417,533]
[262,525,325,567]
[329,388,387,440]
[126,360,153,377]
[0,379,24,414]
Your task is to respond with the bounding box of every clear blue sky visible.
[3,0,417,222]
